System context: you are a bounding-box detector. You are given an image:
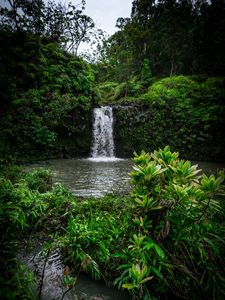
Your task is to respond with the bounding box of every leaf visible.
[149,266,163,279]
[149,205,162,211]
[144,238,155,250]
[154,245,165,259]
[141,276,154,283]
[122,283,138,290]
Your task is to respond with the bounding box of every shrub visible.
[116,146,225,299]
[140,75,201,104]
[58,195,134,282]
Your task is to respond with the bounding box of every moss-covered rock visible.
[112,76,225,161]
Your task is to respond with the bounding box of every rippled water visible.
[29,158,225,198]
[30,158,133,197]
[19,243,131,300]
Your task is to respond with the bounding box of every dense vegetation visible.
[1,0,225,162]
[0,0,103,163]
[112,76,225,161]
[96,0,225,81]
[1,147,225,299]
[0,31,98,162]
[1,0,225,299]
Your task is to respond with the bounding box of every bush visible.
[117,146,225,299]
[24,169,52,193]
[0,167,74,299]
[140,75,201,104]
[59,195,133,282]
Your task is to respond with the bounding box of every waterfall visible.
[91,106,115,159]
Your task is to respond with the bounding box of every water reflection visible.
[19,243,131,300]
[29,159,225,198]
[30,159,133,197]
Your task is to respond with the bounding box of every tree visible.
[98,0,225,79]
[0,0,97,54]
[63,2,95,55]
[0,0,45,33]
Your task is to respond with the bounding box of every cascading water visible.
[91,106,115,159]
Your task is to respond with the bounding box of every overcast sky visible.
[72,0,133,54]
[82,0,132,36]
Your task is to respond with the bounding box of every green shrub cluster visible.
[58,195,133,283]
[98,74,156,105]
[0,166,74,299]
[116,146,225,299]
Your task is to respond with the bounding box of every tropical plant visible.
[116,146,225,299]
[59,195,133,283]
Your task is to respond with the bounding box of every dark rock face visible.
[52,108,92,159]
[113,104,225,162]
[113,104,152,157]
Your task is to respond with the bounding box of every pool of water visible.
[29,158,133,197]
[29,158,225,197]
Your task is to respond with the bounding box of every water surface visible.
[30,158,133,197]
[29,158,224,197]
[19,243,131,300]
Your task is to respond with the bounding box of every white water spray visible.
[91,106,115,159]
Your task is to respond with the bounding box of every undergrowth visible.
[0,146,225,299]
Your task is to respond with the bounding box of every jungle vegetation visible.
[0,0,225,162]
[1,147,225,299]
[0,0,225,299]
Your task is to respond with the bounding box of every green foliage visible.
[1,148,225,299]
[97,75,157,105]
[140,76,200,104]
[113,75,225,161]
[0,0,97,55]
[0,166,75,299]
[0,259,36,300]
[0,172,51,235]
[0,165,132,298]
[98,81,127,103]
[0,165,75,242]
[97,0,225,80]
[0,165,23,182]
[59,195,133,282]
[0,31,97,161]
[140,59,152,83]
[23,169,53,192]
[117,146,225,299]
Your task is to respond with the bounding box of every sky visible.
[82,0,132,36]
